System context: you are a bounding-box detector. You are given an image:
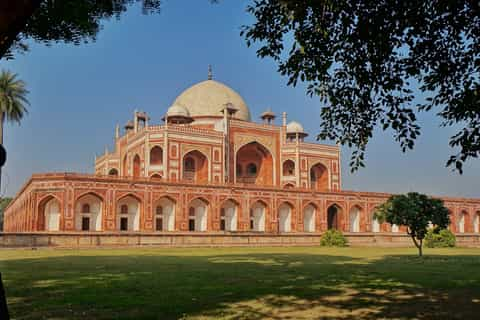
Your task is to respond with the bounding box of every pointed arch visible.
[75,192,103,231]
[150,146,163,166]
[303,202,317,232]
[188,197,209,232]
[235,141,274,186]
[310,162,329,191]
[220,199,239,232]
[283,159,295,176]
[250,200,267,232]
[153,196,176,231]
[132,154,141,178]
[122,154,128,176]
[327,203,343,230]
[458,210,468,233]
[116,194,142,231]
[474,211,480,233]
[182,150,209,183]
[38,195,61,231]
[278,202,293,233]
[349,205,362,232]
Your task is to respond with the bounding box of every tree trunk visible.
[410,234,423,257]
[0,273,9,320]
[0,112,4,145]
[0,0,42,59]
[0,113,4,192]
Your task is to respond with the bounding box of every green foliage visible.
[242,1,480,173]
[425,228,456,248]
[0,70,29,126]
[375,192,450,256]
[6,0,163,59]
[0,197,12,231]
[320,229,347,247]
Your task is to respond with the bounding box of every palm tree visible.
[0,70,29,145]
[0,70,29,190]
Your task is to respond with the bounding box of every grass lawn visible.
[1,246,480,319]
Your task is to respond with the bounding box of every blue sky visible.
[0,0,479,198]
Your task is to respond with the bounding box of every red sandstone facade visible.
[4,76,480,236]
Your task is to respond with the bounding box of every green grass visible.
[1,246,480,319]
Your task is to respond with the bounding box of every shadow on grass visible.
[2,251,480,319]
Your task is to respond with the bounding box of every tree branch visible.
[0,0,42,59]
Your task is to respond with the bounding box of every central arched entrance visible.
[327,204,342,230]
[236,142,273,186]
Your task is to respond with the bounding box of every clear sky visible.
[0,0,479,198]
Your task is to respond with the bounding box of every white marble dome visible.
[166,104,190,118]
[173,79,251,121]
[286,121,305,134]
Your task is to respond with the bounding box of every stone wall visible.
[1,232,479,248]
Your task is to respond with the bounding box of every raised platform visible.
[1,232,479,248]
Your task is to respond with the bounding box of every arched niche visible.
[327,204,343,230]
[117,195,141,231]
[236,142,273,186]
[458,210,468,233]
[40,196,61,231]
[150,146,163,166]
[310,162,329,191]
[108,168,119,176]
[349,206,361,233]
[188,198,209,232]
[303,203,316,232]
[220,199,238,232]
[278,202,293,233]
[75,193,103,231]
[154,197,175,231]
[250,201,266,232]
[474,211,480,233]
[183,150,209,183]
[283,160,295,176]
[132,154,141,178]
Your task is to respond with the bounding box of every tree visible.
[374,192,450,257]
[0,71,30,189]
[0,197,12,231]
[0,0,162,60]
[242,1,480,173]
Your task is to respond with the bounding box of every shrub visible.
[320,229,348,247]
[425,227,456,248]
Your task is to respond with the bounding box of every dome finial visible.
[208,65,213,80]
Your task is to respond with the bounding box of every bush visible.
[425,227,456,248]
[320,229,348,247]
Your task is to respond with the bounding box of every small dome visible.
[166,104,190,118]
[286,121,305,133]
[173,79,251,121]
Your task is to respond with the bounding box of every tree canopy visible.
[374,192,450,256]
[1,0,162,59]
[242,0,480,173]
